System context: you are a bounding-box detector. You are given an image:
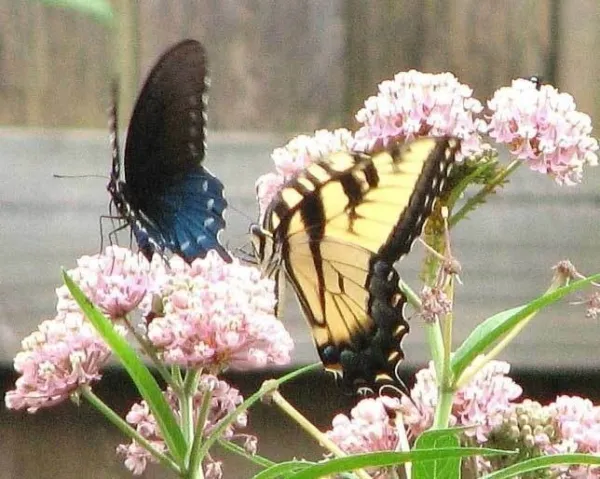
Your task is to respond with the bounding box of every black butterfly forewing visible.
[109,39,231,263]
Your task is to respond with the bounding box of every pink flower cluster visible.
[6,246,147,412]
[117,375,252,476]
[56,245,150,320]
[395,361,600,476]
[7,246,292,413]
[4,311,113,412]
[400,360,523,442]
[326,397,403,478]
[256,74,598,221]
[419,286,453,323]
[326,362,600,476]
[326,396,401,455]
[271,128,355,179]
[255,128,353,219]
[487,78,598,185]
[146,252,293,371]
[547,395,600,477]
[352,70,486,159]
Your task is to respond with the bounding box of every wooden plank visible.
[1,1,599,131]
[558,0,600,133]
[137,0,346,131]
[0,1,111,127]
[344,0,551,124]
[1,129,599,371]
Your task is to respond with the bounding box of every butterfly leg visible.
[100,214,128,251]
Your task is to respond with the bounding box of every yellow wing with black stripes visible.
[252,137,459,393]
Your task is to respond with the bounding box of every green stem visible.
[441,277,455,383]
[187,386,212,479]
[432,384,455,430]
[394,414,412,479]
[424,321,445,379]
[398,279,421,310]
[172,366,184,389]
[81,386,180,474]
[196,363,321,463]
[270,390,372,479]
[180,369,201,446]
[270,390,346,457]
[216,439,275,469]
[450,159,522,228]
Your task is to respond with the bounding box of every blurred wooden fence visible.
[1,0,599,131]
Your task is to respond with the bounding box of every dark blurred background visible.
[1,1,600,478]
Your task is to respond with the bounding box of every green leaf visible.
[62,271,186,463]
[451,305,525,378]
[33,0,114,26]
[481,453,600,479]
[287,448,512,479]
[451,273,600,379]
[449,156,518,228]
[446,154,500,212]
[413,429,461,479]
[252,460,314,479]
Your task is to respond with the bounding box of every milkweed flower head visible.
[487,78,598,185]
[255,128,354,219]
[56,245,150,320]
[545,395,600,477]
[326,396,401,478]
[419,286,453,324]
[352,70,487,160]
[479,395,600,477]
[146,251,293,372]
[271,128,354,179]
[476,399,558,476]
[117,375,252,476]
[400,359,522,442]
[4,311,114,413]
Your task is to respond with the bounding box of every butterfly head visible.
[249,223,280,278]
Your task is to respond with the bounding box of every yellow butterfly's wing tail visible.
[284,236,409,394]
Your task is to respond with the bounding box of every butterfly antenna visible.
[53,173,108,179]
[227,203,256,224]
[109,79,122,177]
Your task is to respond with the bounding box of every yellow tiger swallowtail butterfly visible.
[251,136,459,394]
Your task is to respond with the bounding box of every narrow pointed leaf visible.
[287,448,512,479]
[452,273,600,378]
[62,271,186,462]
[482,453,600,478]
[252,461,314,479]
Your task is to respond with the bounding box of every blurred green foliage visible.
[34,0,114,26]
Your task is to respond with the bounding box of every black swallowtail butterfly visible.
[107,39,231,263]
